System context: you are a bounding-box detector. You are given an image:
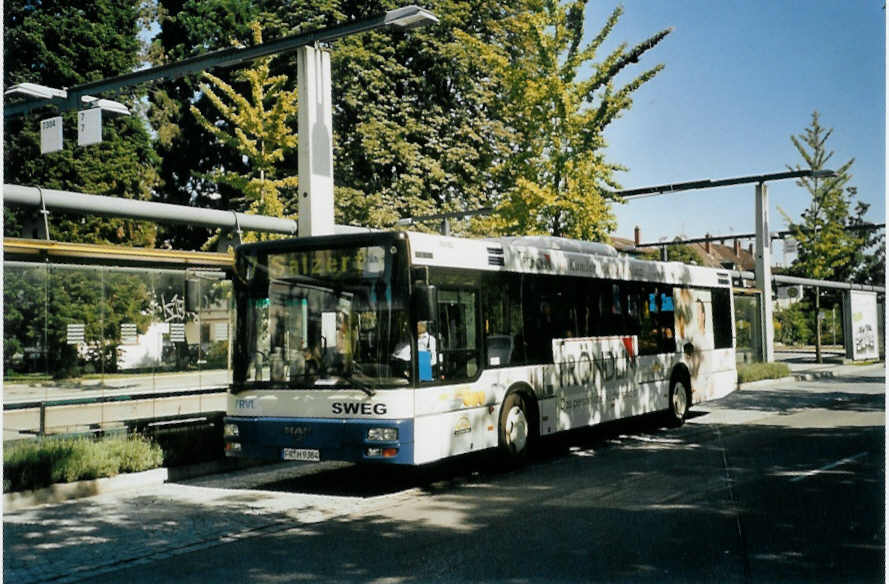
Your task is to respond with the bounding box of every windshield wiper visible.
[341,374,376,397]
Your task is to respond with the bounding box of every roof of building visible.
[611,235,755,271]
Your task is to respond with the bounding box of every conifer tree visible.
[783,111,877,361]
[783,111,867,283]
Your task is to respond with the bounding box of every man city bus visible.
[224,231,737,465]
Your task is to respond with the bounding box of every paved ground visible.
[4,361,883,583]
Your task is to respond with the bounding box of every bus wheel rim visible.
[506,405,528,452]
[673,382,687,417]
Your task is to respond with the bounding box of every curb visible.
[737,375,797,391]
[737,369,841,391]
[4,467,168,511]
[3,459,264,512]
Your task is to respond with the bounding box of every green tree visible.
[323,0,515,230]
[148,0,517,242]
[472,1,671,240]
[147,1,668,242]
[189,21,299,244]
[853,229,885,286]
[643,242,702,265]
[4,0,160,246]
[147,0,263,249]
[781,111,878,360]
[773,302,813,347]
[783,111,868,282]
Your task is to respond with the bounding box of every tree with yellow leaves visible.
[190,22,299,243]
[470,1,671,241]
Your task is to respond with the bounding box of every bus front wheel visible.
[499,393,530,461]
[668,376,690,427]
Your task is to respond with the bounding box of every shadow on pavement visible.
[5,370,884,584]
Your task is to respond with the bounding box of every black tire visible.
[667,375,691,427]
[498,393,531,462]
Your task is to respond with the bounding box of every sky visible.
[583,0,885,264]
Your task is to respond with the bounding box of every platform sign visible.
[212,322,229,341]
[169,322,186,343]
[40,116,63,154]
[66,323,85,345]
[78,108,102,146]
[844,290,879,360]
[120,323,138,345]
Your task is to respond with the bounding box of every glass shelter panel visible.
[4,263,50,378]
[4,261,233,421]
[734,291,763,363]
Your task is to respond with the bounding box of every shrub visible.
[4,434,164,493]
[737,362,791,384]
[773,302,813,346]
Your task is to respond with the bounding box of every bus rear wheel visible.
[667,376,690,427]
[499,393,531,461]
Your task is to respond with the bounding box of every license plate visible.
[281,448,320,462]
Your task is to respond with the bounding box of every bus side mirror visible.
[413,284,438,323]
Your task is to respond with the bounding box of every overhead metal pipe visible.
[4,184,298,235]
[734,270,885,293]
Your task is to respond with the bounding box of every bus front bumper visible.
[223,416,414,465]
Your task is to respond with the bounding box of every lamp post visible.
[296,6,438,236]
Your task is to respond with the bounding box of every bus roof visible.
[405,231,732,289]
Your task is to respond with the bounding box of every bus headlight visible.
[224,423,240,438]
[367,427,398,441]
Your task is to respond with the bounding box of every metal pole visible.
[815,286,822,364]
[732,270,885,293]
[755,182,775,362]
[832,305,837,345]
[297,45,335,237]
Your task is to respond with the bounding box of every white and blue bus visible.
[224,231,737,465]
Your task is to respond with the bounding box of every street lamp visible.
[4,6,439,119]
[6,83,131,151]
[384,6,439,28]
[4,83,68,101]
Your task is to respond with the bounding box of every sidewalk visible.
[4,359,884,584]
[774,347,882,379]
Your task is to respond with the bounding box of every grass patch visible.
[4,434,164,493]
[737,362,791,384]
[3,373,54,383]
[851,359,881,366]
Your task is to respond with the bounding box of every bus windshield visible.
[234,243,410,389]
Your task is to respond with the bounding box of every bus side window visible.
[711,288,733,349]
[638,286,659,356]
[437,288,480,381]
[658,288,677,353]
[482,274,523,367]
[523,275,572,363]
[624,285,641,337]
